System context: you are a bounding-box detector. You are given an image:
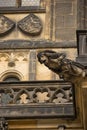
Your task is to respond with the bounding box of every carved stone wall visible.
[77,0,87,29]
[51,0,77,41]
[0,50,29,81]
[0,13,45,40]
[0,0,86,130]
[0,48,77,82]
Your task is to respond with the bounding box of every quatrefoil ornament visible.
[33,88,50,103]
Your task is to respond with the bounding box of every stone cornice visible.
[0,40,77,49]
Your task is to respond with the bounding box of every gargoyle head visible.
[37,50,66,74]
[37,50,65,65]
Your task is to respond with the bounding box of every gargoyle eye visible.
[41,54,44,57]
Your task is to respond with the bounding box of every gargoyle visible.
[37,50,85,83]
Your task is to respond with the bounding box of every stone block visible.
[55,0,73,3]
[55,28,76,41]
[64,15,76,27]
[55,3,73,15]
[55,16,64,28]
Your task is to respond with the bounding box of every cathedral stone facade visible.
[0,0,87,130]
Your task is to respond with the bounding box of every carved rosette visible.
[0,15,15,36]
[18,14,43,36]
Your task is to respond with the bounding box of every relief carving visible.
[52,87,72,104]
[33,87,50,103]
[14,89,30,104]
[1,88,13,105]
[0,85,73,105]
[0,15,15,36]
[15,52,28,61]
[0,52,28,67]
[18,14,43,36]
[0,53,9,61]
[0,14,43,36]
[8,53,15,67]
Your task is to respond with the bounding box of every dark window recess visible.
[0,0,45,13]
[29,50,36,81]
[3,76,20,82]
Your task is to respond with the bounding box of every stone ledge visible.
[0,40,77,49]
[0,7,46,14]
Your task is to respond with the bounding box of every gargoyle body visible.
[37,50,85,83]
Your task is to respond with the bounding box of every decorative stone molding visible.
[0,53,9,61]
[15,52,28,61]
[0,81,75,118]
[8,53,15,67]
[0,84,73,105]
[0,52,28,66]
[0,70,24,81]
[0,40,77,49]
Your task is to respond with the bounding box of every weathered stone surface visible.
[54,0,77,41]
[0,81,75,118]
[55,28,76,41]
[0,15,15,36]
[0,40,76,49]
[55,3,73,15]
[18,14,43,36]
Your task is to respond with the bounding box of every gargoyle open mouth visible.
[37,53,47,64]
[40,57,47,64]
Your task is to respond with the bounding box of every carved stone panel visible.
[18,14,43,36]
[0,15,15,36]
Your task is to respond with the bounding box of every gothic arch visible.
[0,70,24,81]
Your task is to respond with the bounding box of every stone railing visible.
[0,80,75,119]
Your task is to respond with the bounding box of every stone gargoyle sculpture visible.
[37,50,86,83]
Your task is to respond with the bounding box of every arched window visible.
[22,0,40,6]
[3,75,20,82]
[0,0,41,7]
[0,0,45,13]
